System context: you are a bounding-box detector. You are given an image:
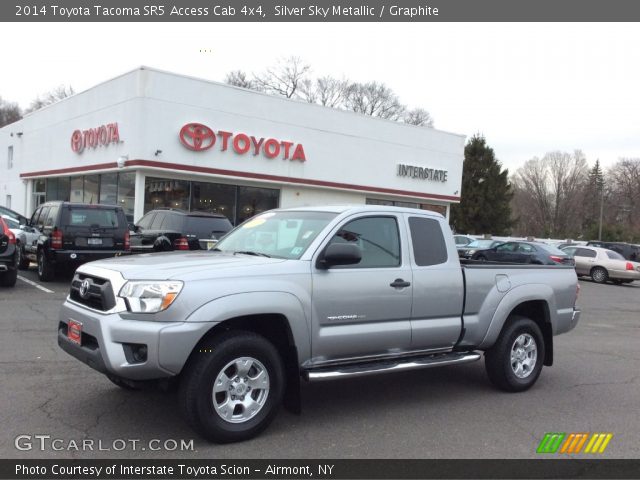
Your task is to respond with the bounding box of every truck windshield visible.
[214,211,337,259]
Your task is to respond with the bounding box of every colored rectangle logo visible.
[537,433,612,454]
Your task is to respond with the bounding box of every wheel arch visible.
[480,285,555,366]
[188,313,302,414]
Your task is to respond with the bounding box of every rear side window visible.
[185,216,233,238]
[150,212,165,230]
[409,216,448,266]
[161,213,183,231]
[45,205,59,227]
[65,208,120,228]
[35,207,50,229]
[575,248,597,258]
[605,250,625,260]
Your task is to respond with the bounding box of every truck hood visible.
[80,251,288,280]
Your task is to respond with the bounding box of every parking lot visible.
[1,266,639,459]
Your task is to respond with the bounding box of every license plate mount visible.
[68,319,82,345]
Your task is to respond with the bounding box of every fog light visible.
[123,343,148,364]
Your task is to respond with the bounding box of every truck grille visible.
[69,273,117,311]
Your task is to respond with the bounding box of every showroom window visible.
[144,176,279,225]
[190,181,235,219]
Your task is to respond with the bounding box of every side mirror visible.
[317,243,362,269]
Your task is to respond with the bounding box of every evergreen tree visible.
[582,160,605,236]
[450,135,513,235]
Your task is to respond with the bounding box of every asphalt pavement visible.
[0,266,639,459]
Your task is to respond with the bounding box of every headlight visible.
[468,250,476,256]
[119,281,183,313]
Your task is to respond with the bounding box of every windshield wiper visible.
[233,250,271,258]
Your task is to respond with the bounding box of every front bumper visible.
[58,299,213,380]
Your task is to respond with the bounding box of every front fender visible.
[184,291,310,363]
[478,284,555,349]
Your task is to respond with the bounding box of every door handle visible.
[390,279,411,288]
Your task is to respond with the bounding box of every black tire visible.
[107,374,141,391]
[476,255,488,262]
[485,316,545,392]
[180,331,285,443]
[612,279,623,286]
[37,250,55,282]
[0,268,18,287]
[590,266,608,284]
[17,244,30,270]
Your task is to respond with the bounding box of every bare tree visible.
[222,58,435,126]
[26,85,74,113]
[299,76,349,107]
[224,70,256,90]
[512,150,588,238]
[0,96,22,127]
[404,107,434,127]
[344,81,406,120]
[607,158,640,237]
[252,56,311,98]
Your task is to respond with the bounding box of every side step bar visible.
[304,352,482,381]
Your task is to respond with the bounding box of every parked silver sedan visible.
[561,245,640,284]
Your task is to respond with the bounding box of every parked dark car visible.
[586,241,639,261]
[0,217,18,287]
[457,239,503,259]
[24,202,131,281]
[471,241,574,265]
[130,208,233,253]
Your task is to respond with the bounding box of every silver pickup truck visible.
[58,206,580,443]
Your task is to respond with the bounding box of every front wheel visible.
[180,331,285,443]
[485,316,545,392]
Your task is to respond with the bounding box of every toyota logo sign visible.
[79,279,91,299]
[179,123,216,151]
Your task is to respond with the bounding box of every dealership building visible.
[0,67,464,225]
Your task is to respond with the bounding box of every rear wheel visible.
[590,267,608,284]
[180,331,285,443]
[0,268,17,287]
[37,250,55,282]
[485,316,545,392]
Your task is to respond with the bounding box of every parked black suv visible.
[586,241,640,261]
[130,208,233,252]
[25,202,131,281]
[0,217,18,287]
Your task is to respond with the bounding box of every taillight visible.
[124,231,130,251]
[0,219,16,244]
[173,237,189,250]
[626,262,634,271]
[550,255,564,263]
[51,229,63,249]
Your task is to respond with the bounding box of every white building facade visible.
[0,67,464,225]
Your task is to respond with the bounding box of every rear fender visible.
[478,284,555,349]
